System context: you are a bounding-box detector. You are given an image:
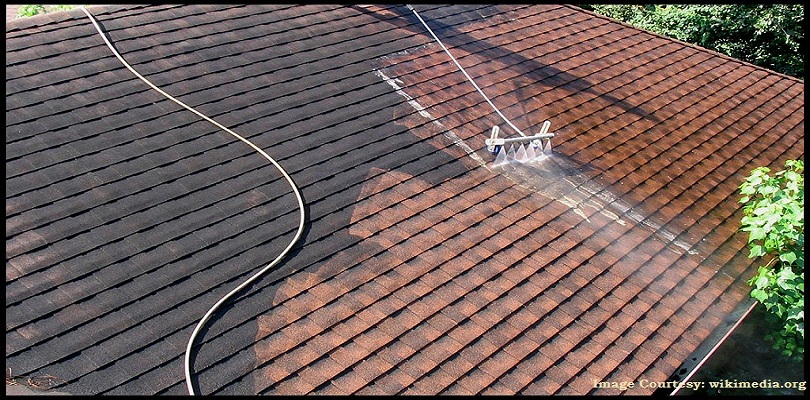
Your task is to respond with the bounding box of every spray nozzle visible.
[485,121,554,154]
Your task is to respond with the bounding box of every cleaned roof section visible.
[6,4,804,395]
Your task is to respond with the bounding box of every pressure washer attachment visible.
[487,120,555,166]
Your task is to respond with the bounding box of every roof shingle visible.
[6,4,803,395]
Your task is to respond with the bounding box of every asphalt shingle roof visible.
[5,4,804,395]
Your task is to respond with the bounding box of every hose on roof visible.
[406,4,529,137]
[79,6,307,395]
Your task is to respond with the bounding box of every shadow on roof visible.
[352,4,661,124]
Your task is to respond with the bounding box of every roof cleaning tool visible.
[406,4,556,165]
[79,7,307,396]
[488,121,554,166]
[486,120,554,153]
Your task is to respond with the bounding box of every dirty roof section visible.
[5,4,804,395]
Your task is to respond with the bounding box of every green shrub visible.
[739,159,804,360]
[583,5,804,79]
[16,4,47,18]
[15,4,80,18]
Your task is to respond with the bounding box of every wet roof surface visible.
[5,4,804,395]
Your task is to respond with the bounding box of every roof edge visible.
[660,296,759,394]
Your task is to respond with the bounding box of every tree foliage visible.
[16,4,80,18]
[15,4,47,17]
[738,159,804,360]
[582,4,804,79]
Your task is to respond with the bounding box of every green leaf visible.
[749,227,767,241]
[753,205,772,216]
[759,185,779,195]
[778,267,798,281]
[751,288,768,302]
[748,245,765,258]
[754,274,770,289]
[780,252,798,265]
[787,310,803,321]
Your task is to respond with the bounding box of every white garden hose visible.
[79,6,307,395]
